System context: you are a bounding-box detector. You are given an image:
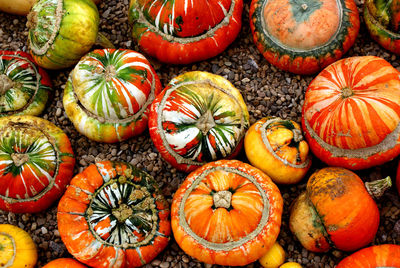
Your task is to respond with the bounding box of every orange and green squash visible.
[149,71,249,172]
[0,50,52,117]
[43,258,87,268]
[0,224,37,268]
[336,244,400,267]
[249,0,360,74]
[0,115,75,213]
[244,117,311,184]
[57,161,171,267]
[171,159,283,266]
[302,56,400,170]
[128,0,243,64]
[63,49,162,143]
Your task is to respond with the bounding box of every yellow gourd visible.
[0,224,37,268]
[259,242,286,268]
[280,262,303,268]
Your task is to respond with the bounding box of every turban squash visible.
[336,244,400,267]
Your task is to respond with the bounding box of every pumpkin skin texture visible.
[43,258,87,268]
[336,244,400,267]
[249,0,360,74]
[27,0,100,70]
[57,161,171,268]
[244,117,311,184]
[364,0,400,55]
[289,167,380,253]
[149,71,249,172]
[302,56,400,170]
[171,160,283,266]
[63,49,162,143]
[0,224,37,268]
[0,50,52,117]
[0,115,75,213]
[128,0,243,64]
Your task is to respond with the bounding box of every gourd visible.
[364,0,400,55]
[289,167,391,252]
[336,244,400,267]
[43,258,87,268]
[259,242,286,268]
[63,49,162,143]
[244,117,311,184]
[27,0,112,70]
[0,0,36,15]
[57,161,170,267]
[0,115,75,213]
[302,56,400,169]
[0,224,37,268]
[128,0,243,64]
[0,50,52,117]
[149,71,249,172]
[171,159,283,266]
[249,0,360,74]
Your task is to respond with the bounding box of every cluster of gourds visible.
[0,0,400,267]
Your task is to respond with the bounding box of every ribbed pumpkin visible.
[337,244,400,267]
[249,0,360,74]
[149,71,249,172]
[289,167,390,252]
[364,0,400,55]
[0,115,75,213]
[128,0,243,64]
[302,56,400,170]
[0,224,37,268]
[27,0,103,69]
[244,117,311,184]
[63,49,162,143]
[43,258,87,268]
[57,161,170,267]
[171,160,283,266]
[0,50,52,117]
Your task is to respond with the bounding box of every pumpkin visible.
[149,71,249,172]
[0,50,52,117]
[259,242,286,268]
[302,56,400,170]
[57,161,170,267]
[0,224,37,268]
[0,115,75,213]
[364,0,400,55]
[244,117,311,184]
[289,167,391,253]
[27,0,112,70]
[63,49,161,143]
[43,258,87,268]
[249,0,360,74]
[337,244,400,267]
[128,0,242,64]
[0,0,36,15]
[171,159,283,266]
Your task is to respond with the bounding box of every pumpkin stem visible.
[196,110,216,135]
[10,153,29,167]
[112,203,133,222]
[365,176,392,199]
[301,3,308,10]
[104,65,117,82]
[213,190,232,209]
[341,87,353,98]
[0,74,14,95]
[292,128,303,143]
[95,32,115,49]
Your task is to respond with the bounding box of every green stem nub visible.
[365,176,392,199]
[95,32,115,49]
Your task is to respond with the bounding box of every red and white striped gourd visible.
[302,56,400,169]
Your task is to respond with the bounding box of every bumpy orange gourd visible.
[43,258,87,268]
[290,167,383,252]
[336,244,400,267]
[245,117,311,184]
[172,160,283,266]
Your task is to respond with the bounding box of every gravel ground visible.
[0,0,399,267]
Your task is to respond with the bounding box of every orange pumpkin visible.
[171,159,283,266]
[244,117,311,184]
[336,244,400,267]
[43,258,87,268]
[289,167,388,252]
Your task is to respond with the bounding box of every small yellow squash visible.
[259,242,286,268]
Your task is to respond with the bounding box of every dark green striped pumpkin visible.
[249,0,360,74]
[27,0,100,70]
